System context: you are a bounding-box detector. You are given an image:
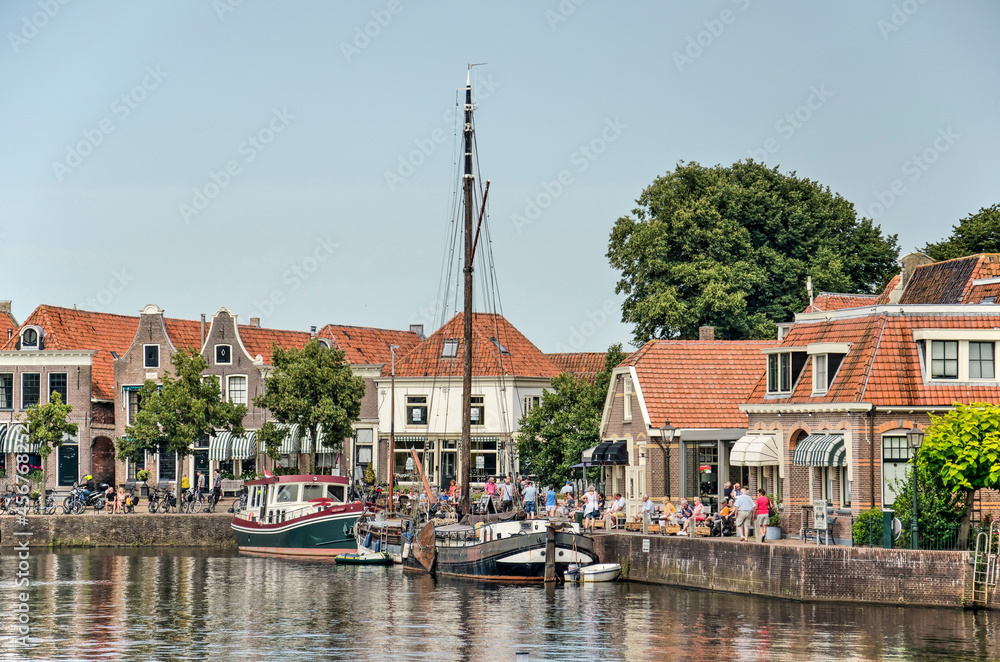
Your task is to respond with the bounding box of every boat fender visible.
[364,532,372,548]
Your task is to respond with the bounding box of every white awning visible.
[277,424,300,454]
[581,445,599,464]
[209,432,233,461]
[729,434,780,467]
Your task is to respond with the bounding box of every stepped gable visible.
[622,339,777,429]
[318,324,422,365]
[387,312,561,379]
[5,305,140,401]
[546,352,607,381]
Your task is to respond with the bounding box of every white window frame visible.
[623,375,633,422]
[143,344,160,369]
[406,395,428,425]
[766,352,793,394]
[227,374,248,405]
[840,467,851,507]
[215,344,233,366]
[812,354,828,395]
[441,339,459,358]
[968,341,996,380]
[523,395,539,415]
[470,395,485,426]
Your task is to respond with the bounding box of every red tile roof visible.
[318,324,422,365]
[0,308,18,345]
[546,352,607,381]
[803,293,880,313]
[621,340,778,429]
[238,326,313,364]
[387,313,561,378]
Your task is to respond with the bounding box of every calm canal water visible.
[0,548,997,661]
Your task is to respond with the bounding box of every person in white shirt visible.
[605,492,627,529]
[582,486,599,531]
[633,494,655,522]
[560,481,574,496]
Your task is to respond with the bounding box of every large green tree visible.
[607,160,900,344]
[923,204,1000,260]
[920,402,1000,548]
[23,391,78,496]
[117,348,247,501]
[515,344,627,486]
[254,340,365,474]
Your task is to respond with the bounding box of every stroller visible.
[711,512,737,537]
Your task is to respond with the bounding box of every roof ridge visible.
[319,323,420,334]
[858,313,889,402]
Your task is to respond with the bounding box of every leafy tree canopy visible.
[515,344,627,486]
[254,340,365,469]
[117,348,246,465]
[920,402,1000,547]
[923,204,1000,260]
[607,160,900,344]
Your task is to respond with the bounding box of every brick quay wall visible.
[595,533,983,610]
[0,513,236,549]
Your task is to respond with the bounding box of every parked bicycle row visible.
[0,482,245,516]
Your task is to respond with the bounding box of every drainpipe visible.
[869,406,876,510]
[200,314,206,348]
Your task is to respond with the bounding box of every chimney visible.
[0,301,11,314]
[310,325,317,337]
[200,314,206,347]
[250,317,260,327]
[698,326,715,341]
[888,251,935,303]
[409,324,425,340]
[6,329,11,340]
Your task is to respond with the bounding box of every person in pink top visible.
[755,488,772,543]
[680,497,704,535]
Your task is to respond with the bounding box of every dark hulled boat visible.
[231,474,362,557]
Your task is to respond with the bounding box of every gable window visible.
[215,344,232,365]
[969,342,995,379]
[930,341,958,379]
[442,339,459,358]
[22,373,40,408]
[227,375,247,405]
[523,395,539,414]
[470,396,484,425]
[49,373,68,403]
[0,374,12,409]
[20,327,40,350]
[144,345,159,369]
[406,396,428,425]
[623,375,633,421]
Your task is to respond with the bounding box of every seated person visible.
[713,498,737,536]
[605,493,627,529]
[679,498,704,535]
[675,498,693,528]
[658,500,678,531]
[632,494,655,523]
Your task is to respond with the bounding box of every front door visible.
[441,451,456,490]
[58,445,78,487]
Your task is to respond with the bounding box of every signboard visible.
[405,457,414,471]
[813,499,828,531]
[476,455,485,469]
[642,538,650,553]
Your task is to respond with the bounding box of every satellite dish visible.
[892,517,903,539]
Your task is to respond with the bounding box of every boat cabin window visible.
[302,484,324,501]
[275,484,299,503]
[326,484,345,503]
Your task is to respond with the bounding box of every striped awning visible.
[1,423,40,454]
[209,432,233,461]
[276,424,300,454]
[730,434,781,467]
[792,434,846,467]
[232,431,257,460]
[301,425,325,454]
[392,436,426,444]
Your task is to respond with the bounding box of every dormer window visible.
[144,345,159,369]
[20,326,42,350]
[442,339,459,358]
[913,331,1000,382]
[805,343,849,395]
[930,341,958,380]
[766,350,808,395]
[215,344,232,365]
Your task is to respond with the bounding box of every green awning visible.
[276,424,300,454]
[792,434,846,467]
[209,432,233,461]
[1,423,39,454]
[301,425,325,454]
[231,431,257,460]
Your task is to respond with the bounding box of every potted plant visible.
[765,493,782,540]
[136,469,152,497]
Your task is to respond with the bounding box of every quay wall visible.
[0,514,236,549]
[594,534,984,610]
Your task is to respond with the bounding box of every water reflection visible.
[0,549,996,661]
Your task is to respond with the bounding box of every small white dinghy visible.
[564,563,621,583]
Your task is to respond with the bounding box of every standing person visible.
[212,469,222,506]
[755,488,771,543]
[582,486,599,531]
[734,487,756,542]
[484,476,497,506]
[448,479,458,501]
[196,471,206,500]
[522,481,537,519]
[545,484,557,518]
[560,480,574,497]
[498,476,514,512]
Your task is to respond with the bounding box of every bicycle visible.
[202,489,220,514]
[30,490,56,516]
[181,488,204,514]
[0,486,18,514]
[157,490,177,513]
[229,486,247,515]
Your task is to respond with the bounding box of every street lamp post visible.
[659,421,676,500]
[906,429,924,550]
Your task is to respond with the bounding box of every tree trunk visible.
[957,489,975,549]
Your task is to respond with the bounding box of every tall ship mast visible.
[459,65,476,517]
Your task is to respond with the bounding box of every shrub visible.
[136,469,151,482]
[852,508,884,547]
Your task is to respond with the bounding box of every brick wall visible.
[0,513,235,548]
[595,534,981,609]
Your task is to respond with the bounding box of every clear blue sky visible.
[2,1,998,352]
